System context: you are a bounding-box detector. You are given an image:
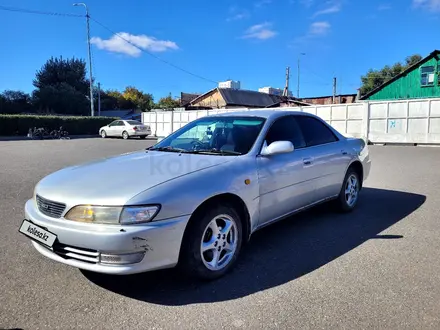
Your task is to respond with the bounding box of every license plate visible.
[19,220,57,247]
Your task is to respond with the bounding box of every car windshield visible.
[150,116,266,155]
[126,120,142,125]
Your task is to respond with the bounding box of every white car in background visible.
[99,120,151,140]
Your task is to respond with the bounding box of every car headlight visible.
[120,206,160,224]
[64,205,160,225]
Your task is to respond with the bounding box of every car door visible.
[106,121,118,136]
[112,120,125,137]
[257,115,317,226]
[294,115,351,202]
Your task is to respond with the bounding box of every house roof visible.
[99,109,135,118]
[265,98,312,108]
[190,87,301,108]
[218,88,281,107]
[301,93,357,99]
[360,50,440,100]
[180,92,201,106]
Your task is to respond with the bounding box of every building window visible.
[438,64,440,86]
[421,66,435,86]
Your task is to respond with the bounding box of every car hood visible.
[35,150,234,206]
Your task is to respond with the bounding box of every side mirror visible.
[261,141,294,156]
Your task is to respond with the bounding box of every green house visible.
[360,50,440,101]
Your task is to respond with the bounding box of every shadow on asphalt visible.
[83,187,426,305]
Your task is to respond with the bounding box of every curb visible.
[0,134,100,141]
[0,135,159,141]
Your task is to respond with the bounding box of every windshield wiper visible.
[147,146,189,153]
[191,149,242,155]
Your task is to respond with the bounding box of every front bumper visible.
[24,199,190,275]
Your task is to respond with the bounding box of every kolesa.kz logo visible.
[27,225,49,242]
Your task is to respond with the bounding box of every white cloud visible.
[413,0,440,12]
[312,1,341,17]
[292,21,331,45]
[309,21,331,35]
[293,0,314,7]
[91,33,178,57]
[378,3,392,10]
[227,6,250,21]
[242,22,277,40]
[255,0,272,8]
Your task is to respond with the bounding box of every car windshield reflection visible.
[149,116,266,155]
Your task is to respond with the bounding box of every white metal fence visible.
[142,98,440,144]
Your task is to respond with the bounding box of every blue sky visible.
[0,0,439,100]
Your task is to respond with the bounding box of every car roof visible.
[211,109,308,120]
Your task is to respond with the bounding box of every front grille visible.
[36,194,66,218]
[53,242,99,264]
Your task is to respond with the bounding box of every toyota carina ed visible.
[20,110,371,280]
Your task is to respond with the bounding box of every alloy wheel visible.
[345,174,359,207]
[200,214,238,271]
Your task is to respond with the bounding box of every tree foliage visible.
[360,54,423,96]
[155,95,180,110]
[98,89,133,110]
[0,90,32,114]
[122,86,154,110]
[32,56,90,115]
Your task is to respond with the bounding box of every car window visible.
[126,120,142,125]
[126,120,140,125]
[153,116,265,155]
[108,121,118,127]
[264,116,306,149]
[115,121,124,126]
[295,116,338,147]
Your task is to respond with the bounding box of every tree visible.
[360,54,423,96]
[32,56,90,115]
[0,90,32,114]
[155,95,180,110]
[122,86,154,111]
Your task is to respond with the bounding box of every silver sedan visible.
[20,110,371,280]
[99,119,151,139]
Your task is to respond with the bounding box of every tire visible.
[335,167,361,212]
[180,205,243,281]
[122,131,129,140]
[101,130,107,138]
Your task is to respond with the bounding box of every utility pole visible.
[97,82,101,116]
[332,77,337,104]
[283,66,290,97]
[73,3,94,117]
[297,53,305,98]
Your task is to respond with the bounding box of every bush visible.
[0,115,120,136]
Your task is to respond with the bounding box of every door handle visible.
[341,150,348,155]
[303,157,313,165]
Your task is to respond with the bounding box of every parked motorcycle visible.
[50,126,70,139]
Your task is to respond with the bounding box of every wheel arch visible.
[347,160,364,188]
[178,193,251,263]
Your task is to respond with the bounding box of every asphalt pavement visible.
[1,138,440,330]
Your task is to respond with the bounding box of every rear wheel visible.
[101,130,107,138]
[180,205,243,280]
[335,167,360,212]
[122,131,129,140]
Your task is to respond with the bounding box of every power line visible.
[0,5,84,17]
[90,17,218,85]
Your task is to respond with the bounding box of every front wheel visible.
[101,130,107,138]
[122,131,129,140]
[335,168,360,212]
[180,205,243,280]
